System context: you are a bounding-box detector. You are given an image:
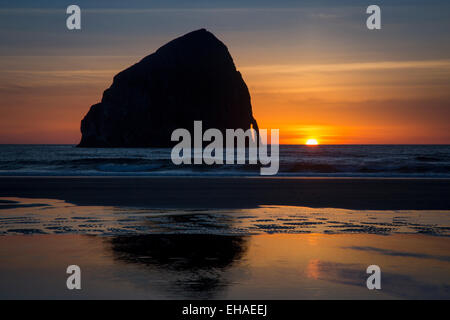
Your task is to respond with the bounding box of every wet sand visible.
[1,197,449,236]
[0,233,449,299]
[1,177,450,210]
[0,177,449,299]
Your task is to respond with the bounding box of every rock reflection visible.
[109,234,248,299]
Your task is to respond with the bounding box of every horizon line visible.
[1,143,449,146]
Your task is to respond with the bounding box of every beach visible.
[1,233,449,299]
[1,177,449,210]
[0,176,449,299]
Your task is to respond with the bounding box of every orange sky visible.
[0,5,449,144]
[1,55,449,144]
[245,60,450,144]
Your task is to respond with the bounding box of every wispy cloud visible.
[0,7,315,14]
[241,60,450,74]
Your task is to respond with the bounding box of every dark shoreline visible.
[1,177,449,210]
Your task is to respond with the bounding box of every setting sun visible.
[306,139,319,145]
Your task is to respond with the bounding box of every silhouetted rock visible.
[78,29,258,147]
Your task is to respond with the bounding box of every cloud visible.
[306,259,450,299]
[241,60,450,74]
[344,246,450,262]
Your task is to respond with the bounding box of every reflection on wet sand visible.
[109,234,248,299]
[0,233,449,299]
[1,197,449,236]
[305,259,450,299]
[0,197,449,299]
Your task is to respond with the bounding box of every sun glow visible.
[306,139,319,145]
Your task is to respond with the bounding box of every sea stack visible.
[78,29,259,147]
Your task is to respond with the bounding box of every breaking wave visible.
[0,144,449,177]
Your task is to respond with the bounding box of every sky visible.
[0,0,449,144]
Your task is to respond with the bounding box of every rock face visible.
[78,29,259,148]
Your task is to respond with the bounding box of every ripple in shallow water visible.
[0,197,449,236]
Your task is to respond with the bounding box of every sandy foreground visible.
[0,233,449,299]
[0,177,449,299]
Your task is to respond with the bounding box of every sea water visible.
[0,144,449,177]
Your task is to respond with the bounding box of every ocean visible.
[0,144,449,177]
